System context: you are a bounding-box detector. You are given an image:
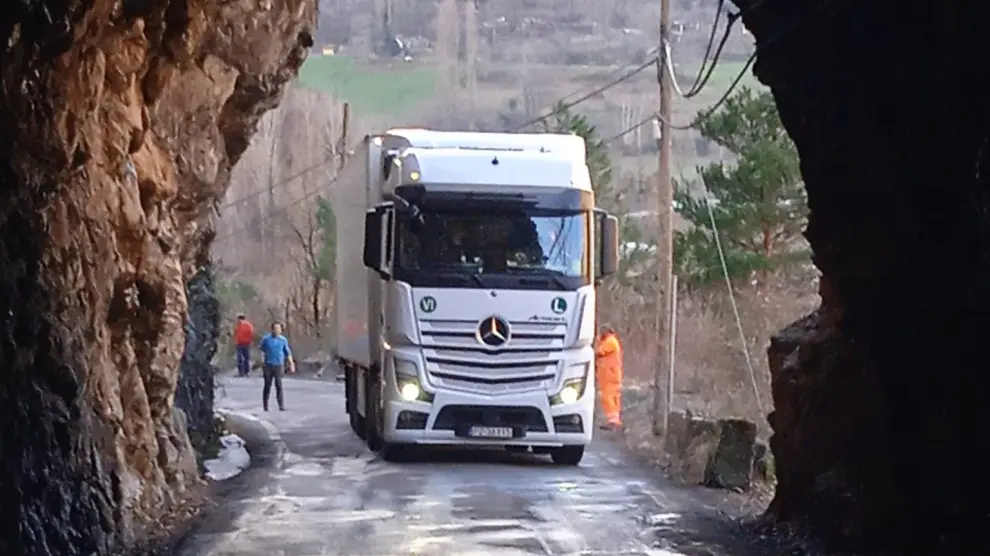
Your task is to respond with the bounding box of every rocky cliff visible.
[0,1,315,554]
[739,1,990,552]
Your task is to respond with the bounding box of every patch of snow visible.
[646,512,681,526]
[215,407,260,423]
[204,434,251,481]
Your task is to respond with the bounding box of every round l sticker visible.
[550,297,567,314]
[420,296,437,313]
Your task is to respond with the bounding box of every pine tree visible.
[314,197,336,282]
[539,102,614,205]
[674,86,808,288]
[539,103,652,279]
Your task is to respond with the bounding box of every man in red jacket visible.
[233,314,255,377]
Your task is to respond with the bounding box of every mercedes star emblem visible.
[476,315,511,347]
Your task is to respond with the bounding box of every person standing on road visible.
[259,322,295,411]
[595,325,624,430]
[233,314,255,377]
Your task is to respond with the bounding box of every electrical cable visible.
[655,0,838,131]
[685,0,847,415]
[211,173,357,245]
[217,158,335,211]
[509,57,657,132]
[655,51,757,131]
[556,59,663,107]
[700,188,765,415]
[604,115,657,144]
[666,0,743,99]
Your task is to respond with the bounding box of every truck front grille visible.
[420,319,566,394]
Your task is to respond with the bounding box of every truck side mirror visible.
[363,208,382,270]
[597,212,620,279]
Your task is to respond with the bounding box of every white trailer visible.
[333,129,619,465]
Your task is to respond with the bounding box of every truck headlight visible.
[393,358,433,403]
[399,382,421,402]
[558,384,580,404]
[550,377,586,405]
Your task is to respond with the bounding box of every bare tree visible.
[279,93,351,336]
[435,0,460,92]
[462,0,479,113]
[215,87,362,351]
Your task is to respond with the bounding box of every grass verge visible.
[297,55,438,117]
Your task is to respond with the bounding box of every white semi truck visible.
[333,128,619,465]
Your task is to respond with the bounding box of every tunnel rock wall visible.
[0,1,314,554]
[176,260,220,459]
[739,0,990,552]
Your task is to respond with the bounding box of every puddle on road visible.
[645,513,681,526]
[330,454,376,476]
[281,461,324,477]
[322,508,397,523]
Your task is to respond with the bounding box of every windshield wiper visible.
[504,267,570,290]
[469,272,487,288]
[429,270,488,288]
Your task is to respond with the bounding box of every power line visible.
[654,0,839,131]
[557,60,661,107]
[211,174,361,245]
[212,187,325,245]
[218,158,334,211]
[685,0,844,417]
[699,184,765,415]
[670,0,742,99]
[655,52,756,131]
[604,115,656,144]
[509,57,657,132]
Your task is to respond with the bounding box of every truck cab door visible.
[363,202,395,278]
[381,205,394,276]
[362,202,395,426]
[377,204,394,346]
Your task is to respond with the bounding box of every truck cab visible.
[344,129,620,465]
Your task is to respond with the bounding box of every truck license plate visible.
[468,426,513,439]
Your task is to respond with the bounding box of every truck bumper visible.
[381,388,594,447]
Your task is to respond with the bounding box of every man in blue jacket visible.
[258,322,295,411]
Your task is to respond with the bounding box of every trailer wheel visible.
[549,445,585,466]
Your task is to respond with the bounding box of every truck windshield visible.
[395,209,591,290]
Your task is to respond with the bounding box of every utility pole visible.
[651,0,674,439]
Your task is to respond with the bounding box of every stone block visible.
[663,410,760,491]
[704,418,758,490]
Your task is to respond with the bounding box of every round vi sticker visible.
[420,296,437,313]
[550,297,567,314]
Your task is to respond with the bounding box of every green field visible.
[704,59,765,94]
[297,55,439,117]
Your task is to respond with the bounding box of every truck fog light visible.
[399,382,421,402]
[558,385,580,405]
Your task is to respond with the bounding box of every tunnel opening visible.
[738,0,990,552]
[0,1,314,553]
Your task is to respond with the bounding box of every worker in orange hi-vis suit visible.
[595,325,624,430]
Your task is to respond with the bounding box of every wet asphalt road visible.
[179,377,763,556]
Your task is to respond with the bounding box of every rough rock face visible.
[740,1,990,552]
[0,1,314,554]
[176,261,220,458]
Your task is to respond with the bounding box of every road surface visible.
[179,376,764,556]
